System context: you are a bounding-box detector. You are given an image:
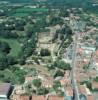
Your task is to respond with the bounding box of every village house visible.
[87,95,94,100]
[92,81,98,90]
[0,83,13,100]
[60,70,71,86]
[11,95,30,100]
[12,85,25,95]
[48,95,64,100]
[32,95,46,100]
[25,76,33,83]
[64,86,73,100]
[78,85,94,100]
[37,74,54,88]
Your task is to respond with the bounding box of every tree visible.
[53,81,61,91]
[54,70,64,78]
[83,64,89,72]
[15,26,24,31]
[14,68,26,84]
[15,19,26,31]
[0,54,8,70]
[21,34,37,57]
[94,77,98,82]
[0,30,18,39]
[83,36,90,40]
[33,79,42,88]
[2,69,16,84]
[59,10,69,17]
[50,16,64,26]
[54,60,71,70]
[81,81,92,90]
[7,56,17,65]
[40,49,51,56]
[60,25,73,35]
[19,56,26,65]
[37,87,49,95]
[0,67,26,84]
[25,25,34,38]
[46,64,55,70]
[0,41,11,53]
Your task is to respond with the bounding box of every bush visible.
[0,41,11,54]
[53,81,61,91]
[37,87,49,95]
[54,70,64,78]
[33,79,42,88]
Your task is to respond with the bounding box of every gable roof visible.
[20,95,30,100]
[92,81,98,89]
[48,96,64,100]
[32,95,46,100]
[0,83,11,95]
[87,95,94,100]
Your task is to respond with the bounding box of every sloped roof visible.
[0,83,11,95]
[32,95,46,100]
[48,96,64,100]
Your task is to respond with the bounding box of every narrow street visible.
[70,18,80,100]
[71,33,80,100]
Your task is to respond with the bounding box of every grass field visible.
[15,8,49,13]
[12,13,29,17]
[0,38,22,57]
[11,7,49,17]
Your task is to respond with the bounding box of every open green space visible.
[15,8,49,13]
[0,38,22,57]
[11,7,49,17]
[12,13,30,17]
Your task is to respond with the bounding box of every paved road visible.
[71,33,80,100]
[64,18,98,100]
[69,19,80,100]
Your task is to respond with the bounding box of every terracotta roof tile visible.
[87,95,94,100]
[96,50,98,56]
[0,83,11,95]
[12,95,30,100]
[65,87,73,96]
[48,96,64,100]
[20,95,30,100]
[25,76,33,83]
[92,81,98,89]
[32,95,46,100]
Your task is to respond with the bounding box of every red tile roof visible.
[25,76,33,83]
[92,81,98,89]
[12,95,20,100]
[64,70,70,77]
[60,78,70,86]
[12,95,30,100]
[0,83,11,95]
[48,96,64,100]
[32,95,46,100]
[87,95,94,100]
[65,87,73,96]
[77,48,83,53]
[20,95,30,100]
[96,50,98,56]
[88,70,97,78]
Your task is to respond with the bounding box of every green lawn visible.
[0,38,22,57]
[15,8,49,13]
[12,13,30,17]
[10,7,49,17]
